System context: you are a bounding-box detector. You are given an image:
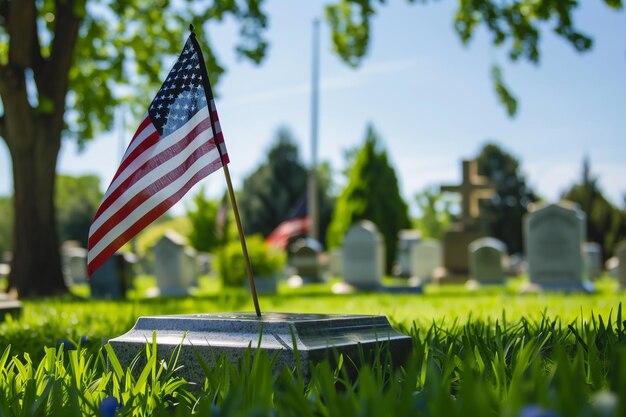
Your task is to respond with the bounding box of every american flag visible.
[87,35,228,277]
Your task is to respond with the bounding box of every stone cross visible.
[441,159,495,227]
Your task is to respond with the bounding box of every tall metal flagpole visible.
[189,25,262,317]
[308,19,320,241]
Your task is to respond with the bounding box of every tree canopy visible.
[55,174,103,248]
[238,127,335,245]
[325,0,623,116]
[476,143,538,254]
[562,157,626,261]
[327,125,410,273]
[1,0,269,297]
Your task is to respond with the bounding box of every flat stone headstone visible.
[338,221,385,291]
[152,231,197,296]
[616,241,626,289]
[108,313,412,384]
[524,201,592,292]
[468,237,507,286]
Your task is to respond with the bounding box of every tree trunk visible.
[6,122,67,298]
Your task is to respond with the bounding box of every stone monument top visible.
[441,159,495,227]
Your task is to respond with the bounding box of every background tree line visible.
[1,0,622,296]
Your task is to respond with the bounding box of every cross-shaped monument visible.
[435,159,496,284]
[441,159,495,227]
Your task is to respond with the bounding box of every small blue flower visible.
[211,404,221,417]
[80,336,90,345]
[56,339,74,350]
[519,404,560,417]
[99,396,119,417]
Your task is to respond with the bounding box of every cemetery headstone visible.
[616,241,626,289]
[61,241,88,285]
[152,231,197,296]
[468,237,507,287]
[395,229,421,277]
[524,201,592,292]
[333,220,384,293]
[90,252,137,299]
[287,238,324,287]
[583,242,602,280]
[437,159,495,284]
[408,239,442,283]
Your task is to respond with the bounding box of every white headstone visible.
[468,237,506,285]
[289,238,324,285]
[341,221,384,290]
[525,201,590,291]
[152,230,197,296]
[395,230,421,277]
[61,242,88,285]
[409,239,442,281]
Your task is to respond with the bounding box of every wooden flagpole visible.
[189,25,262,317]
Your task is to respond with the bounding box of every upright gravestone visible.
[334,221,384,293]
[468,237,507,286]
[90,252,137,299]
[395,230,421,277]
[437,159,495,284]
[583,242,602,280]
[616,241,626,289]
[288,238,324,287]
[152,231,197,296]
[409,239,442,282]
[524,201,591,292]
[61,241,88,285]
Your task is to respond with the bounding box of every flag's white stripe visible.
[100,120,156,203]
[88,148,221,261]
[101,106,213,205]
[90,122,213,236]
[120,113,154,164]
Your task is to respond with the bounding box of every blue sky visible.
[1,1,625,215]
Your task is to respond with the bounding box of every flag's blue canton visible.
[148,39,208,136]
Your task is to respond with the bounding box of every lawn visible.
[0,276,624,416]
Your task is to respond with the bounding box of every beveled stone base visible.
[108,312,412,385]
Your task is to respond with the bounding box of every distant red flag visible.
[87,35,228,277]
[265,197,310,250]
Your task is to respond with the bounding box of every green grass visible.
[0,277,625,416]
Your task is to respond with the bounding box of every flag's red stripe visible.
[109,126,159,185]
[91,117,213,225]
[88,160,223,277]
[88,138,218,248]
